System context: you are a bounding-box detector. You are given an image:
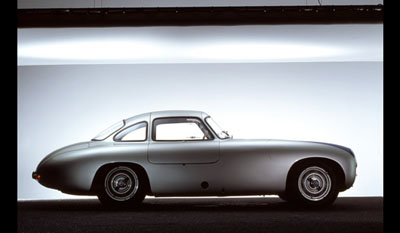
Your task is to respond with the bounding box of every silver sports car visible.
[32,110,357,206]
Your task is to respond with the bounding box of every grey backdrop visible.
[18,25,383,66]
[18,62,382,200]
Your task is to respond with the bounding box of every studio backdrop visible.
[17,25,383,200]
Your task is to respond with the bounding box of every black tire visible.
[278,192,289,202]
[97,166,145,206]
[287,161,339,207]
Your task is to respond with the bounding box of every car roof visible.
[151,110,206,118]
[124,110,209,125]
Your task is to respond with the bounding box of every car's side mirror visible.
[222,131,233,139]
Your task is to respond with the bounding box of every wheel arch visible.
[90,162,152,195]
[285,157,346,192]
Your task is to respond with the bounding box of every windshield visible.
[205,116,230,139]
[92,120,125,141]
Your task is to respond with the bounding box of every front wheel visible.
[287,162,339,206]
[97,166,145,206]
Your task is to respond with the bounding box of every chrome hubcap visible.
[111,174,132,195]
[298,166,331,201]
[105,167,139,201]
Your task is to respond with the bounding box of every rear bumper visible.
[32,171,40,180]
[32,169,94,195]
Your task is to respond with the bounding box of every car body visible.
[33,110,357,206]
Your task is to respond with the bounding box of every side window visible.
[153,117,213,141]
[114,122,147,142]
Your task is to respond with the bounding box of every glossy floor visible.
[17,197,383,233]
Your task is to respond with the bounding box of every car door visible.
[148,117,219,164]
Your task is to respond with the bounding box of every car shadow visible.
[17,197,380,213]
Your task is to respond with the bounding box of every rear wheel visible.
[287,161,339,206]
[97,166,145,206]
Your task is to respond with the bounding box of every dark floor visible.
[17,197,383,233]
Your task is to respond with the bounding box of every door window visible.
[153,117,213,141]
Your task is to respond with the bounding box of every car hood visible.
[222,138,354,157]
